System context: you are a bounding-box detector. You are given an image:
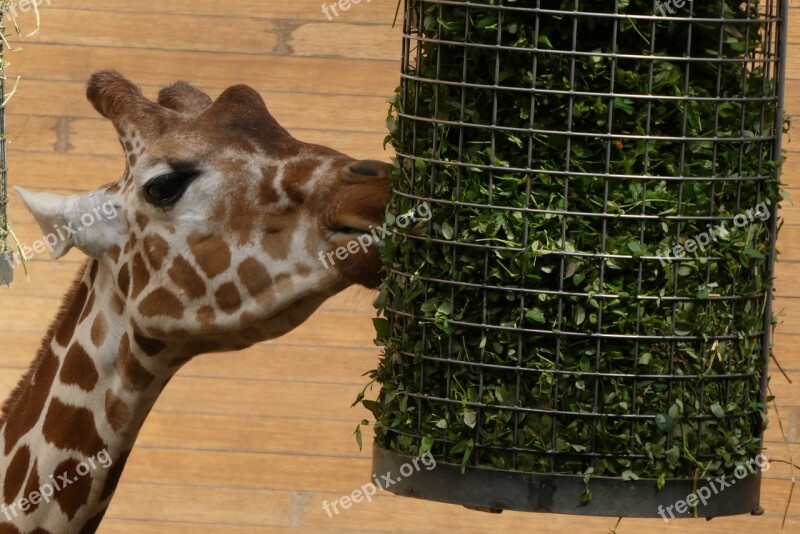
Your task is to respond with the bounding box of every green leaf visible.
[441,221,454,240]
[525,308,546,323]
[655,413,675,431]
[622,470,640,481]
[373,318,391,340]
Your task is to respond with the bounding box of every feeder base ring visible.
[372,443,762,518]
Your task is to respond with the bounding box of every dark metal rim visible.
[373,443,762,518]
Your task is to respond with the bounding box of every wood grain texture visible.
[0,2,797,533]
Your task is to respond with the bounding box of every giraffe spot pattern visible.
[60,343,99,392]
[110,293,125,316]
[107,245,121,263]
[283,159,318,203]
[3,445,30,505]
[104,390,130,432]
[197,306,216,330]
[135,213,149,231]
[260,222,294,261]
[188,233,231,278]
[237,258,271,297]
[214,282,242,314]
[117,264,130,296]
[42,398,107,458]
[138,288,184,319]
[143,234,170,270]
[116,333,155,391]
[132,328,166,357]
[130,253,150,299]
[168,255,207,300]
[3,349,59,455]
[52,458,93,520]
[78,290,96,324]
[55,283,89,347]
[91,314,108,347]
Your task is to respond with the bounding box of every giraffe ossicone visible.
[0,70,390,533]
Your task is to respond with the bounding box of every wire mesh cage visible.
[369,0,788,518]
[0,12,11,286]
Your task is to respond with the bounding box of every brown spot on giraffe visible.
[136,213,149,232]
[197,306,216,330]
[2,349,59,455]
[259,169,282,205]
[143,233,170,270]
[187,233,231,278]
[91,313,108,347]
[293,263,312,277]
[168,255,207,299]
[117,263,130,296]
[130,252,149,299]
[104,390,130,432]
[238,258,272,297]
[55,283,90,347]
[3,445,30,505]
[52,458,93,520]
[110,292,125,316]
[43,398,107,457]
[132,326,166,356]
[79,290,96,323]
[60,343,99,392]
[283,159,319,203]
[138,288,184,319]
[107,245,121,263]
[214,282,242,314]
[260,222,295,260]
[116,333,155,391]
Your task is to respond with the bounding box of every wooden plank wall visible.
[0,1,797,532]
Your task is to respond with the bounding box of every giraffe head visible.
[16,71,390,354]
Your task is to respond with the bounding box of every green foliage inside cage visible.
[365,0,785,483]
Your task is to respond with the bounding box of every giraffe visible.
[0,70,390,533]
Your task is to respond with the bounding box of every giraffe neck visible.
[0,260,178,534]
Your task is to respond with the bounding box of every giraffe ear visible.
[15,187,126,260]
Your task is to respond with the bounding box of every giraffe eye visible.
[143,172,199,208]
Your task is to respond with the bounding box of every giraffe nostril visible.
[342,160,389,182]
